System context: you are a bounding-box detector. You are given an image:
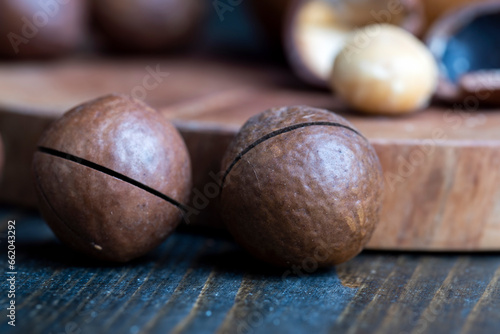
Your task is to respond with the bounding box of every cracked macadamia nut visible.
[331,24,438,114]
[219,106,384,267]
[32,94,192,262]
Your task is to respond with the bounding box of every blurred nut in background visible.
[284,0,424,87]
[426,1,500,105]
[0,0,88,58]
[93,0,206,53]
[331,24,438,115]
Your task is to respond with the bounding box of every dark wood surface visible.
[1,206,499,334]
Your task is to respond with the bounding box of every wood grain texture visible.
[0,208,499,334]
[0,58,499,250]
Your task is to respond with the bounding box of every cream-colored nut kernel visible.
[330,24,438,115]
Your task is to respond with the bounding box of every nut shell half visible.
[426,1,500,104]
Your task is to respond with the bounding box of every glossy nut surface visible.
[220,106,384,267]
[33,94,192,262]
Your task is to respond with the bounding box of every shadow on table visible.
[15,233,336,279]
[12,215,499,279]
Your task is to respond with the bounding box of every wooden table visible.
[1,206,499,334]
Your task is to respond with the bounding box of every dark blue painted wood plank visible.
[0,207,499,334]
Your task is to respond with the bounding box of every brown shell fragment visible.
[459,70,500,105]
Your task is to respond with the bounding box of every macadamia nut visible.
[331,24,438,114]
[33,94,192,262]
[219,106,384,267]
[93,0,206,52]
[0,0,87,57]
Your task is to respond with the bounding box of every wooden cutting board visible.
[1,58,499,251]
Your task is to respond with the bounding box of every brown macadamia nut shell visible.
[33,94,192,262]
[220,106,384,267]
[0,0,87,58]
[93,0,206,52]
